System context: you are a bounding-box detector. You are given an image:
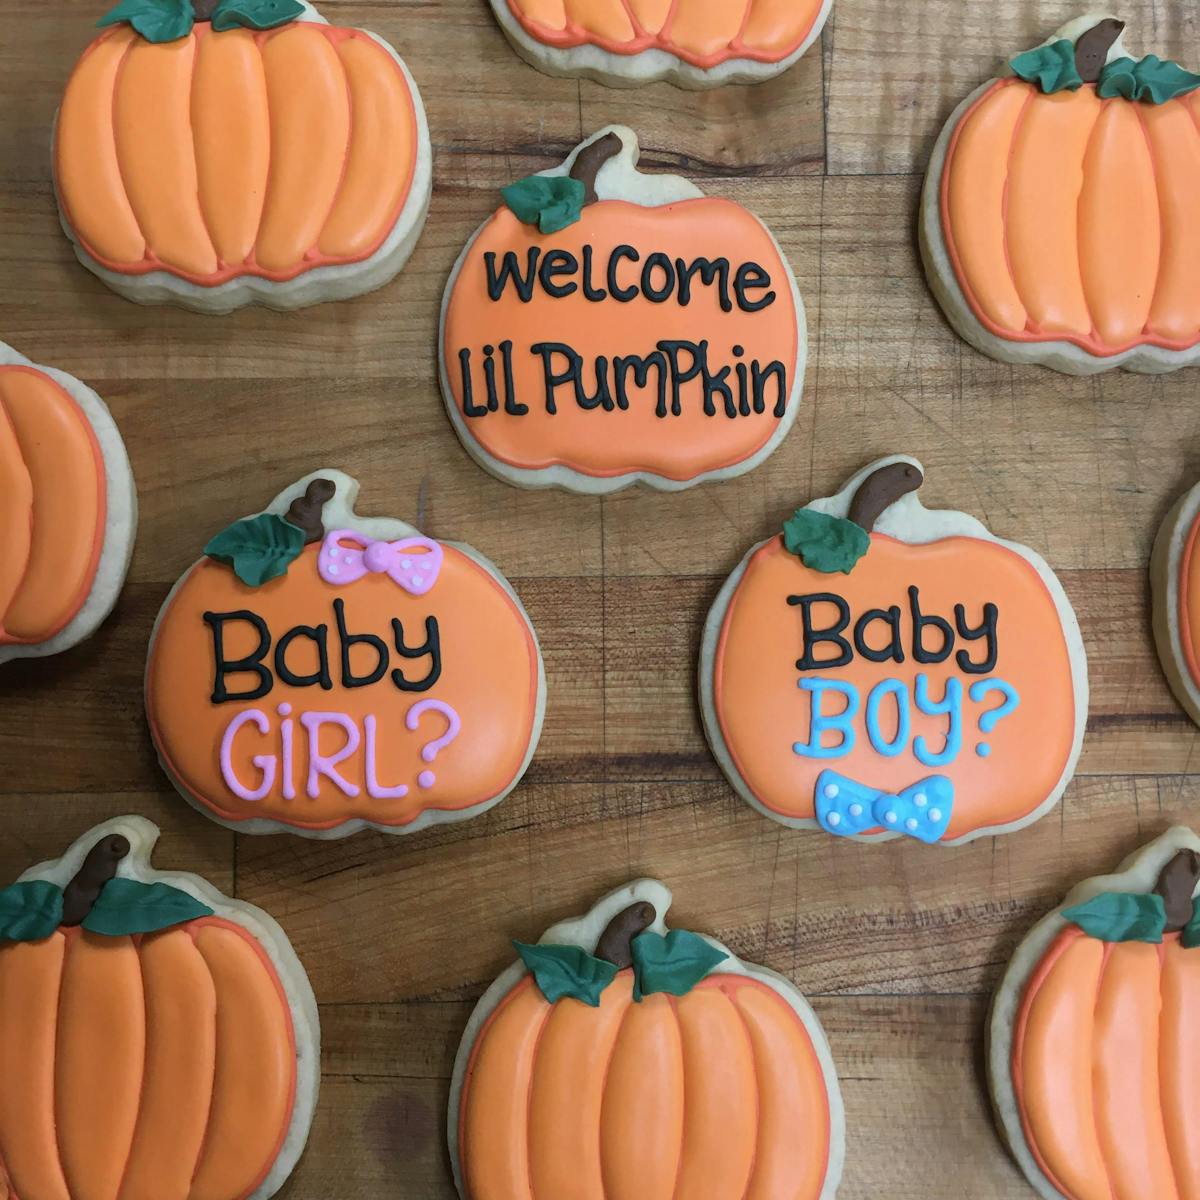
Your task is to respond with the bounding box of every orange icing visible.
[0,917,295,1200]
[459,971,831,1200]
[145,542,540,833]
[54,21,417,287]
[0,366,106,647]
[504,0,825,68]
[711,533,1077,841]
[1013,927,1200,1200]
[443,199,798,482]
[1178,509,1200,689]
[941,79,1200,358]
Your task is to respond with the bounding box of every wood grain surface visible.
[2,1,1199,1196]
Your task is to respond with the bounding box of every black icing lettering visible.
[529,342,577,415]
[459,348,487,418]
[608,245,640,301]
[205,610,272,704]
[789,594,853,670]
[657,340,704,418]
[485,248,539,302]
[677,257,732,312]
[909,586,953,664]
[391,617,442,692]
[581,245,608,301]
[854,607,905,664]
[752,359,788,419]
[614,352,669,416]
[500,340,527,416]
[539,249,579,299]
[274,624,332,690]
[955,603,999,674]
[703,359,736,419]
[641,252,676,303]
[733,261,776,313]
[482,344,500,413]
[334,598,389,688]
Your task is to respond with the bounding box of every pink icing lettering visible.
[220,709,277,802]
[364,714,409,799]
[300,711,362,799]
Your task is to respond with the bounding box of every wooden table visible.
[2,1,1198,1195]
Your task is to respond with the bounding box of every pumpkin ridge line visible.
[186,925,223,1190]
[1076,95,1108,348]
[44,931,72,1199]
[110,927,150,1200]
[184,30,220,276]
[1128,98,1163,344]
[313,30,356,259]
[663,991,686,1199]
[1154,939,1185,1200]
[521,987,554,1200]
[1089,940,1120,1200]
[725,982,764,1200]
[108,30,143,265]
[596,985,637,1199]
[1003,85,1038,336]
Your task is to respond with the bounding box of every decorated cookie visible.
[489,0,834,89]
[439,128,806,493]
[0,815,318,1200]
[1150,476,1200,728]
[145,470,545,838]
[0,342,136,666]
[921,16,1200,375]
[990,828,1200,1200]
[54,0,431,313]
[699,456,1088,844]
[449,878,844,1199]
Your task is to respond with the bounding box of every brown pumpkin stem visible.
[570,133,624,206]
[847,462,924,531]
[1075,19,1125,83]
[284,478,336,545]
[595,901,656,968]
[1155,849,1200,933]
[61,835,130,927]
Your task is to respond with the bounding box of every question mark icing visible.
[969,680,1020,757]
[406,700,463,789]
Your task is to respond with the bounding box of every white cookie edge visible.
[437,125,808,495]
[446,877,845,1199]
[487,0,834,89]
[1150,477,1200,727]
[0,342,137,667]
[143,468,547,839]
[52,3,433,315]
[987,826,1200,1200]
[698,453,1090,843]
[13,814,321,1200]
[918,14,1200,376]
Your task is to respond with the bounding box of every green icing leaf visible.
[1062,892,1166,943]
[1182,899,1200,950]
[0,881,64,943]
[210,0,305,32]
[97,0,193,42]
[782,509,871,575]
[81,879,212,936]
[1098,55,1200,103]
[631,930,728,1001]
[501,176,587,235]
[514,941,618,1007]
[1010,39,1084,94]
[204,513,305,587]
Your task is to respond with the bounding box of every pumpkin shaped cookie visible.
[54,0,431,313]
[440,128,806,493]
[921,16,1200,374]
[991,827,1200,1200]
[489,0,834,89]
[1151,476,1200,728]
[0,815,319,1200]
[700,456,1088,843]
[145,469,545,838]
[449,878,845,1199]
[0,341,136,666]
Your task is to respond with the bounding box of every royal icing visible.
[0,821,308,1200]
[702,457,1087,844]
[441,129,804,491]
[55,1,420,289]
[0,364,106,648]
[451,881,843,1200]
[938,19,1200,359]
[500,0,827,70]
[1006,837,1200,1200]
[145,472,543,835]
